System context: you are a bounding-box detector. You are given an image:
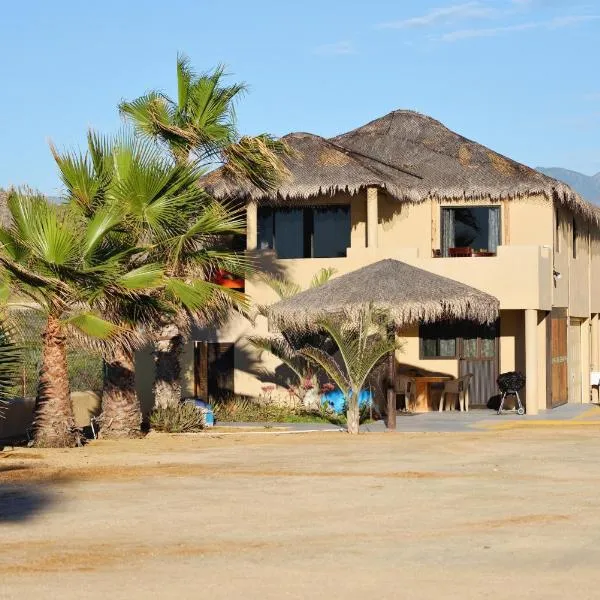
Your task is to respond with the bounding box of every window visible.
[420,322,458,358]
[572,217,577,259]
[441,206,501,257]
[419,321,498,359]
[257,206,351,259]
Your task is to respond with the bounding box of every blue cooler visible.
[183,398,215,427]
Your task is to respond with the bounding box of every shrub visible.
[211,394,348,425]
[149,403,204,433]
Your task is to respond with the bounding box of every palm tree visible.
[119,54,289,408]
[298,306,399,434]
[0,324,21,419]
[248,268,335,407]
[53,132,249,435]
[0,192,151,446]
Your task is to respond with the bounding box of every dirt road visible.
[2,428,600,599]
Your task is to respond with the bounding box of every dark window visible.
[257,206,350,259]
[420,321,498,359]
[441,206,501,257]
[572,217,577,259]
[420,322,458,358]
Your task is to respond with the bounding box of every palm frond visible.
[309,267,337,289]
[299,346,350,395]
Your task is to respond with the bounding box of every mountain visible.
[536,167,600,204]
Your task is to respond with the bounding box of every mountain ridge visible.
[536,167,600,204]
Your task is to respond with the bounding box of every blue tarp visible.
[321,389,372,414]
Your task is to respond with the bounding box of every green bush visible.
[149,403,205,433]
[211,394,347,425]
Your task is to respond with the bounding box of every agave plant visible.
[119,54,289,409]
[298,306,399,434]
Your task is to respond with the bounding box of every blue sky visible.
[1,0,599,195]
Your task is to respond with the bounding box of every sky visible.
[1,0,599,195]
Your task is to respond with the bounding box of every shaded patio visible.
[267,259,500,429]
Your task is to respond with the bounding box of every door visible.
[549,309,568,408]
[569,319,582,404]
[194,342,235,400]
[458,322,499,407]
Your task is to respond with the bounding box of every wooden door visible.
[569,319,582,404]
[458,322,499,407]
[549,309,568,408]
[194,342,235,400]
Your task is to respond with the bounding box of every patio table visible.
[412,375,453,412]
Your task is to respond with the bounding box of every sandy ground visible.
[2,426,600,599]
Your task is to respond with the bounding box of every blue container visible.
[183,398,215,427]
[321,389,372,414]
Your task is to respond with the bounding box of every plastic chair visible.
[397,375,416,411]
[439,374,473,412]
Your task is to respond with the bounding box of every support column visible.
[581,318,591,403]
[525,309,539,415]
[367,187,378,249]
[386,342,397,431]
[591,315,599,370]
[246,201,257,251]
[591,315,599,403]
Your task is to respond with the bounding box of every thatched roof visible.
[203,109,598,223]
[267,259,499,332]
[202,131,399,203]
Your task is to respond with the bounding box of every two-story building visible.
[138,110,600,415]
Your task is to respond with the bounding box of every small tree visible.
[298,306,399,434]
[248,268,335,407]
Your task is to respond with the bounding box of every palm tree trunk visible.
[153,323,184,409]
[33,314,77,448]
[346,390,360,435]
[99,343,141,438]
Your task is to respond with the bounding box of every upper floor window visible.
[257,205,351,259]
[572,217,577,259]
[441,206,501,257]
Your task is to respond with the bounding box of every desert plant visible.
[149,403,205,433]
[299,306,400,434]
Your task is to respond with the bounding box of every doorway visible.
[194,342,234,400]
[458,321,499,407]
[549,308,568,408]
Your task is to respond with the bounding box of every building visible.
[143,110,600,415]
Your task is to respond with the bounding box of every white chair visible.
[439,374,473,412]
[397,375,416,412]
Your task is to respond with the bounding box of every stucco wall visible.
[135,190,600,410]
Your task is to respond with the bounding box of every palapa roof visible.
[268,259,499,332]
[203,109,598,224]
